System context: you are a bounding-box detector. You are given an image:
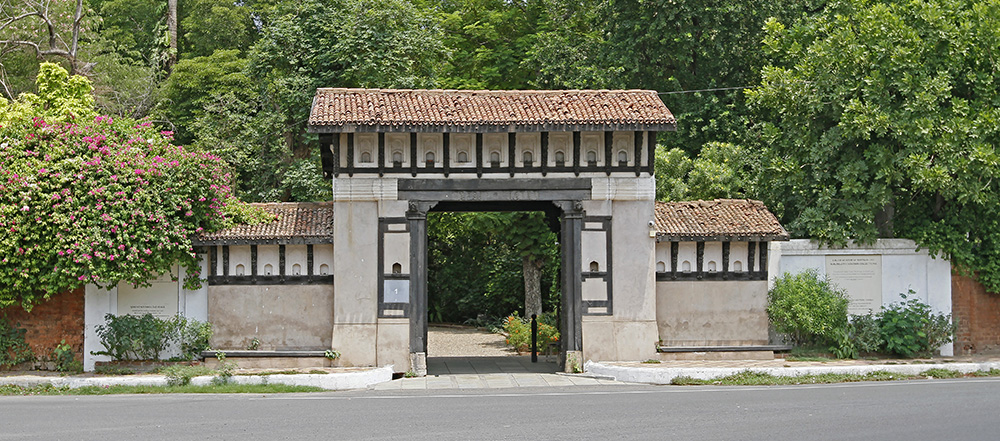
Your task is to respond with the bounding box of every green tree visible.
[749,0,1000,290]
[654,142,758,202]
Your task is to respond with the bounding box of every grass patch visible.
[671,368,1000,386]
[94,365,135,376]
[641,359,661,364]
[0,383,325,396]
[920,368,963,379]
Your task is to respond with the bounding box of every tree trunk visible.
[523,256,543,317]
[875,198,895,238]
[167,0,178,72]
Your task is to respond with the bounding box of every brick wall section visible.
[0,287,85,361]
[952,273,1000,354]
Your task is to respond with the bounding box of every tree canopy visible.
[749,0,1000,289]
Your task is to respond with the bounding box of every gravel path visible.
[427,325,517,357]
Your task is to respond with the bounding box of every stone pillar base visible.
[562,350,582,373]
[409,352,427,377]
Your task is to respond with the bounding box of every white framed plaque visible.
[825,255,882,315]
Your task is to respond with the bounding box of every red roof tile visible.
[654,199,789,241]
[308,88,676,132]
[196,202,334,244]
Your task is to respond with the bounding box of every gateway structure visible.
[309,89,674,372]
[82,89,794,372]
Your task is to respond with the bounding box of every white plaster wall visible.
[386,133,409,167]
[418,133,442,168]
[314,244,334,276]
[286,245,308,276]
[258,245,279,276]
[548,133,571,166]
[775,238,953,356]
[182,257,209,323]
[355,133,377,168]
[704,241,722,273]
[482,133,508,167]
[731,241,749,273]
[383,232,410,274]
[610,200,656,323]
[610,132,634,165]
[581,230,607,272]
[450,133,475,168]
[581,132,604,166]
[229,245,250,276]
[677,242,696,273]
[84,285,115,371]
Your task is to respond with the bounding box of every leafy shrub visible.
[502,312,559,354]
[0,318,34,368]
[879,291,954,358]
[52,339,82,373]
[767,270,850,347]
[158,364,214,386]
[176,317,213,361]
[848,313,885,354]
[92,314,214,361]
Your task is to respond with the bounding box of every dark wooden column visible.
[332,134,341,177]
[759,241,769,279]
[442,133,450,177]
[722,241,731,280]
[670,241,678,280]
[346,133,355,177]
[556,200,584,358]
[748,241,757,275]
[604,131,613,176]
[377,132,385,177]
[540,131,549,176]
[572,131,581,176]
[475,133,483,177]
[407,201,437,356]
[410,133,418,177]
[633,131,643,176]
[508,132,517,177]
[696,242,705,280]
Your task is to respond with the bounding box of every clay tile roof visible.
[654,199,789,241]
[195,202,334,245]
[307,88,676,133]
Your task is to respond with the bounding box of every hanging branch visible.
[0,0,86,73]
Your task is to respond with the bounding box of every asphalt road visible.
[2,378,999,440]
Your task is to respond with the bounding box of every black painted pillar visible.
[407,201,436,359]
[557,201,584,362]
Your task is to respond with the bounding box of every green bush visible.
[92,314,215,361]
[848,313,885,354]
[0,318,34,368]
[176,318,214,361]
[879,291,954,358]
[767,270,850,347]
[158,364,214,386]
[52,339,82,373]
[502,312,559,354]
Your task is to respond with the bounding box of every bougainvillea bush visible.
[0,63,235,309]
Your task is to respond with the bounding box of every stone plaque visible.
[117,280,179,319]
[383,280,410,304]
[825,255,882,314]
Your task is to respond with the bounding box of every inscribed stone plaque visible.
[825,255,883,314]
[383,280,410,304]
[117,280,179,319]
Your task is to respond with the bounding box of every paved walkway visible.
[373,355,624,390]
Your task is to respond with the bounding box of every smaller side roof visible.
[654,199,789,242]
[194,202,334,245]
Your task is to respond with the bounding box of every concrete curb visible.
[584,361,1000,385]
[0,365,394,391]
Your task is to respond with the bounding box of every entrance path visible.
[374,326,627,390]
[427,325,515,357]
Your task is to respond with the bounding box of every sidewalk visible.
[586,355,1000,385]
[0,366,393,391]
